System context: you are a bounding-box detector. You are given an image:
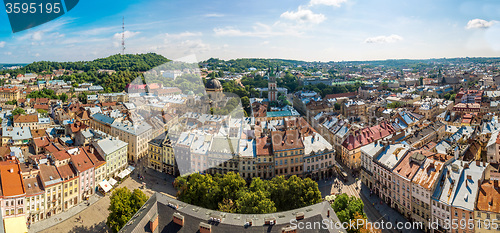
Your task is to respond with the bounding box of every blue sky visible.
[1,0,500,63]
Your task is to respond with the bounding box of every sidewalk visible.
[360,184,424,233]
[28,194,103,233]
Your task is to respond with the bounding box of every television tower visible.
[121,16,125,55]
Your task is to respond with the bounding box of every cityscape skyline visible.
[1,0,500,63]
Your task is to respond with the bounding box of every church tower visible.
[268,66,278,103]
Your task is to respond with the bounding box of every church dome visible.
[206,78,222,90]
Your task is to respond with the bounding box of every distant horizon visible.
[1,0,500,63]
[3,54,500,66]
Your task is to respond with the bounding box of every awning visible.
[117,169,131,179]
[109,178,117,186]
[4,216,28,233]
[127,165,135,172]
[99,180,112,193]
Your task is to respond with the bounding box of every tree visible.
[236,190,276,214]
[174,173,322,214]
[59,93,68,102]
[37,109,48,116]
[78,92,88,104]
[11,108,25,117]
[334,102,341,110]
[106,187,149,233]
[332,194,366,233]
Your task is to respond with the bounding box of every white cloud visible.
[204,13,224,18]
[4,52,11,55]
[214,22,303,38]
[0,41,5,48]
[165,32,202,39]
[364,34,403,44]
[32,31,43,41]
[309,0,347,7]
[113,31,140,40]
[113,31,140,47]
[466,19,495,29]
[280,6,326,24]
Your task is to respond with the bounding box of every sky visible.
[1,0,500,63]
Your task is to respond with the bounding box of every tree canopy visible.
[174,172,322,214]
[106,187,149,233]
[331,193,366,233]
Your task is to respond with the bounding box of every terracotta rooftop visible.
[342,121,396,150]
[70,148,94,172]
[24,176,44,196]
[69,121,88,133]
[256,137,272,156]
[0,160,25,197]
[83,146,105,168]
[394,149,426,180]
[13,114,38,123]
[35,98,49,104]
[33,136,50,148]
[34,104,50,110]
[56,164,77,180]
[100,102,117,107]
[271,129,304,151]
[0,87,18,93]
[52,150,71,161]
[31,128,46,138]
[325,92,357,99]
[412,156,444,190]
[39,164,62,187]
[477,180,500,213]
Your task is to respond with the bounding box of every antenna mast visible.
[121,16,125,55]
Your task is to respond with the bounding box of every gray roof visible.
[2,127,32,140]
[238,139,255,157]
[119,192,342,233]
[91,113,114,125]
[303,133,333,157]
[375,144,410,170]
[95,137,128,155]
[111,120,152,136]
[450,161,487,211]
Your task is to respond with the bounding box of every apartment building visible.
[372,144,410,207]
[148,132,176,175]
[411,154,447,232]
[13,114,39,129]
[256,136,274,179]
[302,132,335,180]
[39,164,63,217]
[341,122,397,170]
[93,137,128,179]
[271,130,304,177]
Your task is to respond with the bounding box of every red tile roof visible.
[70,148,94,172]
[13,114,38,123]
[56,164,77,180]
[39,164,62,187]
[52,150,70,161]
[34,104,50,110]
[83,146,105,168]
[342,122,396,150]
[33,137,50,148]
[0,160,25,197]
[256,137,272,156]
[271,130,304,151]
[325,92,357,99]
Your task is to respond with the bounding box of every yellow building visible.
[148,132,176,175]
[475,180,500,233]
[0,87,20,102]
